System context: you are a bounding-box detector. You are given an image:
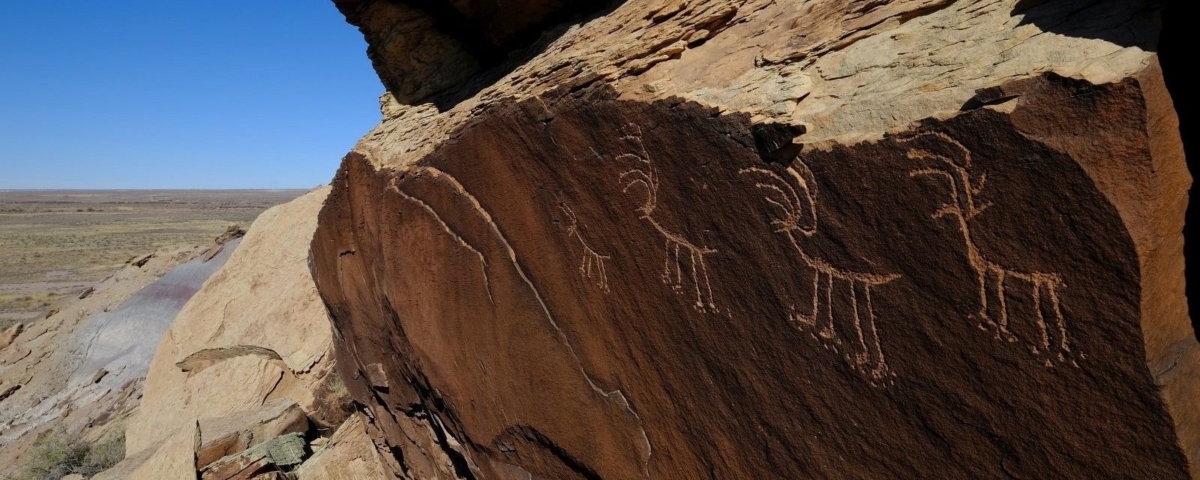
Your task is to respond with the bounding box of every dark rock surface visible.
[311,0,1197,478]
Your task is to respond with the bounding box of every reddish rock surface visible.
[310,0,1196,478]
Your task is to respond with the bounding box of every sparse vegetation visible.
[0,292,64,312]
[0,190,304,322]
[16,430,125,480]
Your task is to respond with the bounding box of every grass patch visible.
[0,292,65,313]
[16,430,125,480]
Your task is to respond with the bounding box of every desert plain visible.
[0,189,305,329]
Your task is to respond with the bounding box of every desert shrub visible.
[80,434,125,474]
[18,430,125,480]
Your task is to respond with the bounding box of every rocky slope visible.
[91,187,392,479]
[308,0,1197,478]
[0,228,244,478]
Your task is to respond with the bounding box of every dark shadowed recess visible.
[337,0,627,110]
[433,0,625,110]
[1012,0,1164,50]
[1015,0,1197,341]
[1158,1,1198,341]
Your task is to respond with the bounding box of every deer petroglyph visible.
[905,132,1074,366]
[741,161,898,384]
[616,124,718,313]
[558,203,611,293]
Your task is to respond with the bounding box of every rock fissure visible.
[411,165,653,467]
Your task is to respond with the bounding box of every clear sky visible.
[0,1,383,189]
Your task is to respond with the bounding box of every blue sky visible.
[0,1,383,189]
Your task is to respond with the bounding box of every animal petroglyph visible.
[616,124,718,313]
[906,133,1074,366]
[741,162,898,384]
[558,203,611,293]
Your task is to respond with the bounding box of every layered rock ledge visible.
[312,0,1195,478]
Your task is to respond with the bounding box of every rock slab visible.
[312,0,1196,478]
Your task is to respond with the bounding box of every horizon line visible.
[0,187,322,192]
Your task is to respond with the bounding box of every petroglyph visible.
[616,124,718,313]
[558,203,611,293]
[906,133,1074,366]
[741,162,898,384]
[405,167,653,472]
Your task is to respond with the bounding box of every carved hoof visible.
[789,312,816,328]
[972,314,996,331]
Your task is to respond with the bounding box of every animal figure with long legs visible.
[741,161,899,382]
[906,133,1072,364]
[617,124,719,313]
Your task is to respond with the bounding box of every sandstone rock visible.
[203,226,248,262]
[215,225,247,245]
[311,0,1197,478]
[0,345,31,366]
[128,253,155,268]
[94,421,199,480]
[127,188,346,456]
[201,432,307,480]
[197,402,310,470]
[0,323,22,350]
[0,384,20,402]
[296,413,394,479]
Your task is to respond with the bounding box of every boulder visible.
[310,0,1198,478]
[127,187,346,456]
[197,401,310,470]
[200,432,307,480]
[296,413,396,479]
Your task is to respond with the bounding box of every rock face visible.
[314,0,1195,478]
